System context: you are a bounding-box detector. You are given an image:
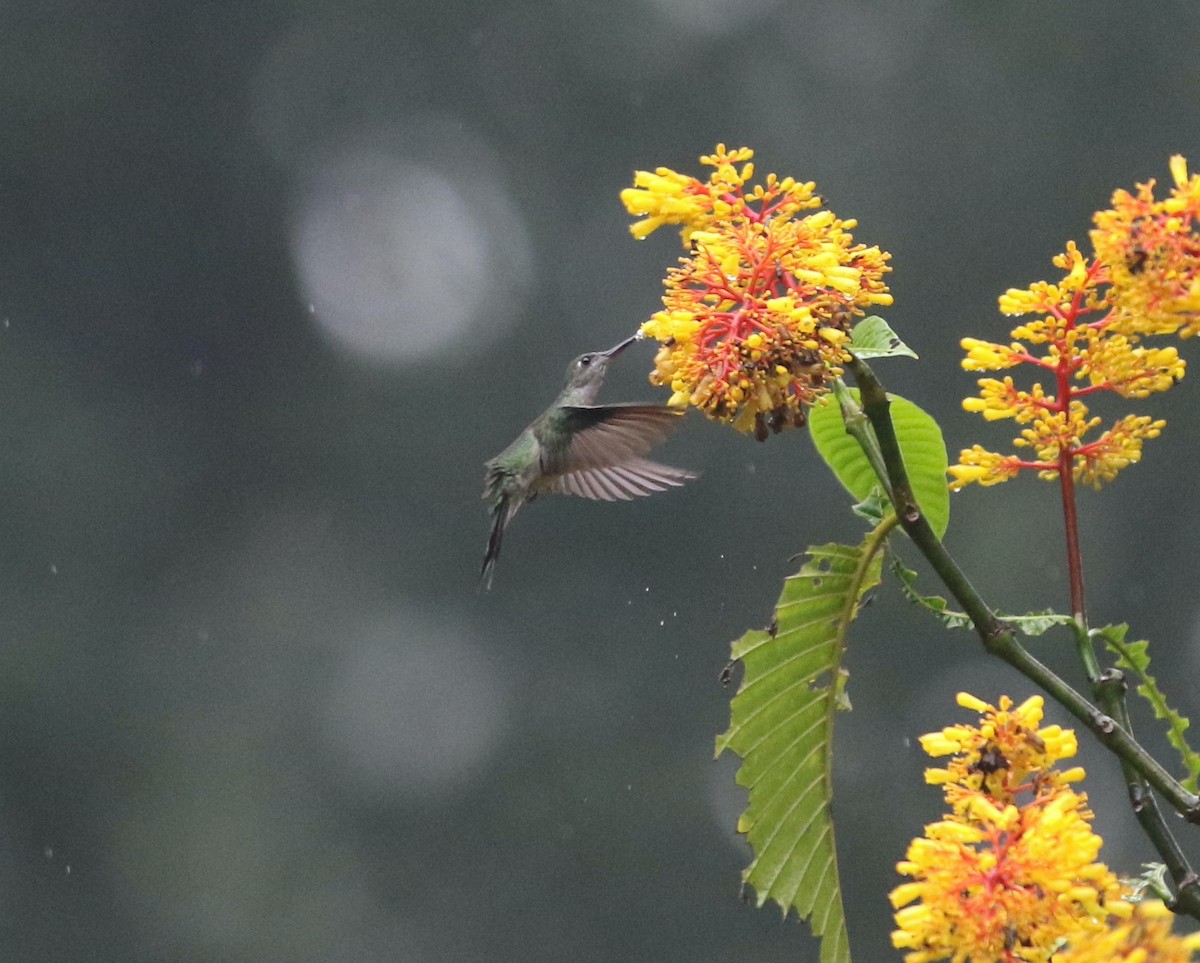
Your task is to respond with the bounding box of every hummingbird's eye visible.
[579,354,594,367]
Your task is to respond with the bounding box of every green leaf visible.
[891,559,1073,636]
[716,538,885,963]
[890,559,972,630]
[1124,863,1172,903]
[1096,624,1200,793]
[1004,611,1077,636]
[851,488,891,526]
[847,316,919,360]
[809,389,951,539]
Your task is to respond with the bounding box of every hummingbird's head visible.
[563,350,615,393]
[562,333,641,395]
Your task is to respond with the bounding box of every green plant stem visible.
[1097,665,1200,916]
[842,356,1200,913]
[1079,619,1200,915]
[1050,416,1200,909]
[831,380,894,504]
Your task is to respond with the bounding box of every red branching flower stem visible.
[1059,463,1086,621]
[1056,273,1093,624]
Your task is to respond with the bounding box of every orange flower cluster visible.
[622,145,892,439]
[952,157,1200,490]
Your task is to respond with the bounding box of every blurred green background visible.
[2,1,1199,959]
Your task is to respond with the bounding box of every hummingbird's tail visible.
[481,500,506,590]
[481,494,523,590]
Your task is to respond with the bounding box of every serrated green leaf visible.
[1006,611,1077,636]
[716,539,885,963]
[848,316,919,360]
[891,559,1073,636]
[1003,612,1080,633]
[1096,624,1200,793]
[809,389,950,539]
[891,559,972,629]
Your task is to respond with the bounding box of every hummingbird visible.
[481,333,696,588]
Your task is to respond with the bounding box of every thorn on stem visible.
[1129,782,1146,813]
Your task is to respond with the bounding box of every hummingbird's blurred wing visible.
[548,457,696,500]
[551,405,684,466]
[541,405,697,501]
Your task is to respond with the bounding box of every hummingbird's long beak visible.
[602,331,643,358]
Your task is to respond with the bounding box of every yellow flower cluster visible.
[952,156,1200,491]
[1093,155,1200,338]
[920,693,1082,807]
[621,145,893,439]
[891,693,1127,963]
[1055,899,1200,963]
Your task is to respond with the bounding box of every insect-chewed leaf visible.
[847,316,919,360]
[809,389,950,539]
[1097,624,1200,793]
[892,559,1074,635]
[716,540,884,963]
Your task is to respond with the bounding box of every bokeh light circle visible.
[293,152,495,360]
[321,611,510,802]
